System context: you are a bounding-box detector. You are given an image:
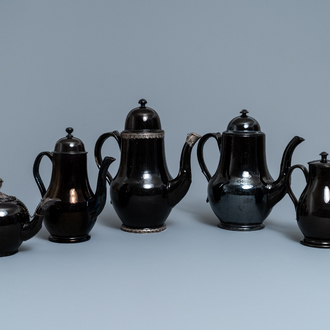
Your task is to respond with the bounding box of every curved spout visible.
[167,133,201,208]
[268,135,304,208]
[21,198,60,241]
[87,156,116,220]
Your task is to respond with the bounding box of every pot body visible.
[292,165,330,248]
[198,110,303,232]
[35,152,95,243]
[207,133,273,231]
[95,100,199,233]
[0,199,28,256]
[110,132,171,233]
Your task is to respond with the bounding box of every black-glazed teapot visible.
[0,179,58,256]
[33,128,115,243]
[197,109,304,231]
[287,152,330,248]
[94,99,201,233]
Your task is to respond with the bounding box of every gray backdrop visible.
[1,1,329,329]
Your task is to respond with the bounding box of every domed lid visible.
[54,127,86,153]
[226,110,261,133]
[124,99,162,131]
[0,179,16,203]
[308,152,330,168]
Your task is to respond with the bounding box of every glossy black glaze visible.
[94,99,201,233]
[0,179,58,257]
[198,110,304,231]
[287,152,330,248]
[33,128,115,243]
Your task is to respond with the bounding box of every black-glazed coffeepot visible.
[94,99,201,233]
[287,152,330,248]
[197,109,304,231]
[0,179,58,256]
[33,128,115,243]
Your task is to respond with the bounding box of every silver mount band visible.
[121,131,164,139]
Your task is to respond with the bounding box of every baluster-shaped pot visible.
[94,99,201,233]
[33,127,115,243]
[287,152,330,248]
[197,109,304,231]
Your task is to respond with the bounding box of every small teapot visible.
[33,128,115,243]
[287,152,330,248]
[0,179,58,257]
[197,109,304,231]
[94,99,201,233]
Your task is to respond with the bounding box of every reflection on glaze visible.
[324,186,330,204]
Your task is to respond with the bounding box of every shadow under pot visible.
[94,99,201,233]
[287,152,330,248]
[0,179,58,257]
[33,127,115,243]
[197,109,304,231]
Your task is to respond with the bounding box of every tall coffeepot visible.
[94,99,201,233]
[197,109,304,231]
[287,152,330,248]
[33,128,115,243]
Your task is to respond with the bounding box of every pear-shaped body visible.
[287,152,330,248]
[33,128,114,243]
[198,110,304,231]
[0,179,58,256]
[94,99,201,233]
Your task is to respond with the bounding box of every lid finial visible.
[54,127,85,153]
[240,109,249,117]
[66,127,74,139]
[320,152,328,163]
[138,99,147,108]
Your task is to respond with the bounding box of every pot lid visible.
[54,127,85,153]
[124,99,162,131]
[226,109,261,133]
[308,152,330,168]
[0,179,16,202]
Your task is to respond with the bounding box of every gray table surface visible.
[1,1,329,329]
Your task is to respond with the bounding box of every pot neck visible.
[118,137,169,177]
[50,153,90,188]
[308,165,330,181]
[219,134,271,179]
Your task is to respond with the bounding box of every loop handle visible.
[94,131,121,185]
[33,152,53,197]
[197,132,221,181]
[286,164,309,208]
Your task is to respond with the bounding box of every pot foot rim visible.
[218,222,265,231]
[121,224,166,234]
[48,235,91,243]
[300,238,330,248]
[0,250,18,257]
